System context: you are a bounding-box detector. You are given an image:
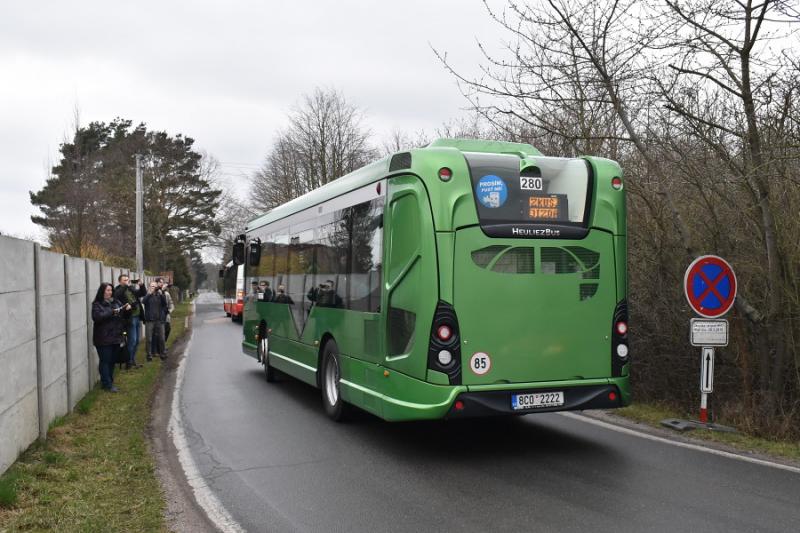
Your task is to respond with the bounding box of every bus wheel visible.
[259,334,276,382]
[321,340,349,421]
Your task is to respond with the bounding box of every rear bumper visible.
[445,383,625,419]
[374,373,629,421]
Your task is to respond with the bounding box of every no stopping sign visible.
[684,256,737,318]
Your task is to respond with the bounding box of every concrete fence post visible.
[85,259,94,391]
[95,262,103,384]
[33,243,46,441]
[64,255,73,413]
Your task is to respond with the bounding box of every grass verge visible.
[0,300,192,532]
[613,402,800,462]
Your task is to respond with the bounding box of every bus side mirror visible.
[232,234,246,265]
[248,238,262,266]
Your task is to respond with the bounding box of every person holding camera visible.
[114,274,146,369]
[92,282,131,392]
[143,281,167,361]
[159,279,175,346]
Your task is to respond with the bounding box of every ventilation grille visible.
[492,247,535,274]
[472,245,601,300]
[471,246,509,268]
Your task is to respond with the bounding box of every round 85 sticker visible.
[469,352,491,375]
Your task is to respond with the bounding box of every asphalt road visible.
[180,294,800,533]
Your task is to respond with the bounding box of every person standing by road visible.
[92,282,130,392]
[143,281,167,361]
[161,281,175,348]
[114,274,146,369]
[274,285,293,304]
[259,280,273,302]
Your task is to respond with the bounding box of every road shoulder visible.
[578,409,800,471]
[148,307,220,533]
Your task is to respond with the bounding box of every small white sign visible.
[700,347,714,393]
[520,176,543,191]
[690,319,728,347]
[469,352,492,376]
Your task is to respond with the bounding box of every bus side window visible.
[349,198,384,313]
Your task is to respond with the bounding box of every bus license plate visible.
[512,392,564,410]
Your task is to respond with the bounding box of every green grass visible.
[0,300,192,532]
[615,402,800,462]
[0,473,19,509]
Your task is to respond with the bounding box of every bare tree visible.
[250,88,377,211]
[655,0,800,415]
[206,154,258,261]
[438,0,800,434]
[381,129,431,156]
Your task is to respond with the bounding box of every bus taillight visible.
[428,301,462,385]
[611,300,629,376]
[612,176,623,190]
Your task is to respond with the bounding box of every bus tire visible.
[321,340,349,422]
[259,334,276,382]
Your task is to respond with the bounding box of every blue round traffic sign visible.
[684,255,737,318]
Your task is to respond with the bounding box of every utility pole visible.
[135,154,144,274]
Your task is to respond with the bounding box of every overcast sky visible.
[0,0,508,242]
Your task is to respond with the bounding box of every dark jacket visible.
[274,293,293,304]
[142,291,168,322]
[92,299,126,347]
[114,283,146,317]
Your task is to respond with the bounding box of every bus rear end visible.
[430,148,629,417]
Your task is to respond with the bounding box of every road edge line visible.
[560,411,800,474]
[168,301,247,533]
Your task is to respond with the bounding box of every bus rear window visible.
[465,153,591,233]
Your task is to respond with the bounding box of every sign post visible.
[684,255,736,426]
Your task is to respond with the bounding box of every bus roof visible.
[245,138,541,231]
[427,138,541,157]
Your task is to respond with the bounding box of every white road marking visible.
[560,411,800,475]
[168,302,246,533]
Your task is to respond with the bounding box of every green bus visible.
[235,138,629,421]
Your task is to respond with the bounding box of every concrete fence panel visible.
[66,256,88,408]
[0,236,39,474]
[0,237,149,476]
[102,265,113,284]
[36,249,69,434]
